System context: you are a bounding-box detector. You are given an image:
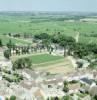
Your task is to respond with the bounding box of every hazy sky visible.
[0,0,97,12]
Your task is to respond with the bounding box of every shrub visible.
[10,95,16,100]
[13,58,32,70]
[4,49,11,59]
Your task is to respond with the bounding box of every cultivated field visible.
[2,12,96,73]
[35,56,74,74]
[11,53,74,74]
[0,13,97,44]
[0,35,32,45]
[11,53,64,64]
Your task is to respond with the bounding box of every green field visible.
[0,35,32,45]
[12,53,64,64]
[29,54,64,64]
[0,13,97,44]
[1,20,97,36]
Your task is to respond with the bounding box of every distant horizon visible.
[0,10,97,13]
[0,0,97,13]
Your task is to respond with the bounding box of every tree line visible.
[1,32,97,69]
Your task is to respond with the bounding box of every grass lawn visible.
[11,53,64,64]
[29,54,64,64]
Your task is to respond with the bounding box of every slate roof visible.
[80,78,94,85]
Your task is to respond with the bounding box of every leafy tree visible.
[58,34,75,56]
[42,39,52,54]
[4,49,11,59]
[24,58,32,68]
[72,43,90,58]
[50,97,59,100]
[13,58,32,70]
[51,34,60,43]
[7,40,13,49]
[89,62,97,69]
[34,33,50,40]
[92,95,97,100]
[63,95,71,100]
[8,33,11,37]
[54,97,59,100]
[10,95,16,100]
[63,81,69,93]
[5,97,9,100]
[0,39,3,47]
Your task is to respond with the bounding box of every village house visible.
[92,70,97,80]
[0,82,10,99]
[18,69,40,81]
[10,83,35,100]
[80,77,96,93]
[89,85,97,97]
[41,84,65,99]
[0,59,12,71]
[68,83,80,94]
[76,59,90,68]
[43,74,65,88]
[33,89,45,100]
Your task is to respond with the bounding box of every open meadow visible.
[0,13,97,45]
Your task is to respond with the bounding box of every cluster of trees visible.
[6,95,16,100]
[34,33,50,40]
[3,39,45,59]
[4,40,14,59]
[47,95,72,100]
[8,33,33,39]
[52,33,97,59]
[93,95,97,100]
[63,81,69,93]
[2,32,97,69]
[13,57,32,70]
[82,32,97,37]
[13,46,31,55]
[2,32,97,61]
[34,33,54,54]
[34,33,82,57]
[3,40,31,58]
[2,70,23,83]
[34,33,97,59]
[34,32,97,69]
[3,74,23,83]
